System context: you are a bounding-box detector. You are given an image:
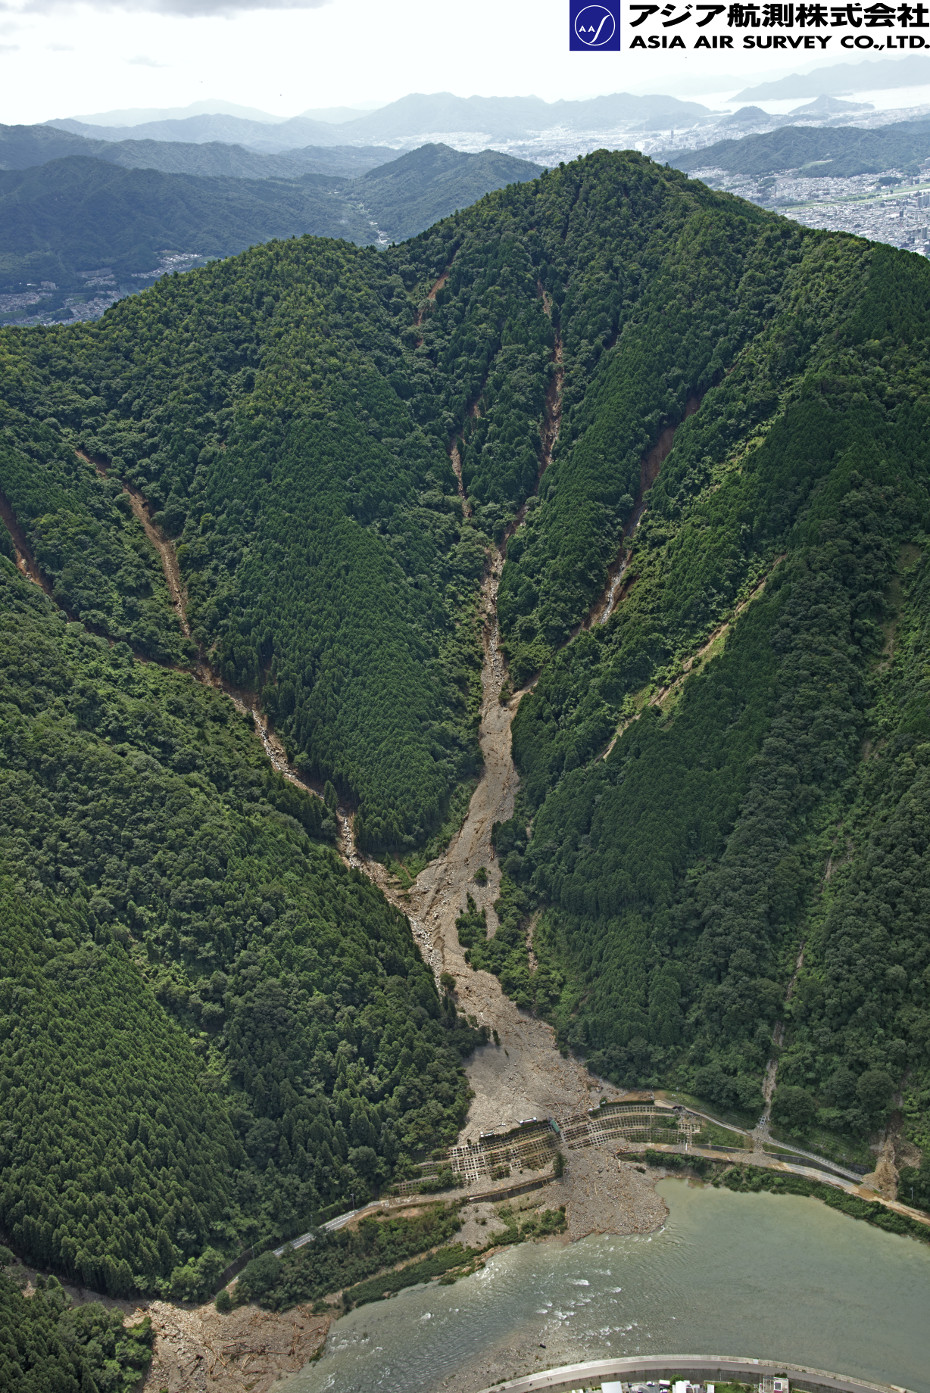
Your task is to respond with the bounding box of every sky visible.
[0,0,925,127]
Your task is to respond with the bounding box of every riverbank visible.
[275,1180,930,1393]
[141,1300,330,1393]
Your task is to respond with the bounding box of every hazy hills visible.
[51,111,350,152]
[0,120,394,179]
[48,89,711,153]
[735,52,930,101]
[666,117,930,178]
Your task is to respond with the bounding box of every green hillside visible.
[354,143,543,242]
[3,150,930,1295]
[0,563,479,1296]
[0,1257,152,1393]
[0,156,370,290]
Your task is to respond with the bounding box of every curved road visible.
[475,1354,913,1393]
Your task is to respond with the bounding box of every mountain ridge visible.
[2,150,930,1317]
[665,117,930,177]
[46,89,711,152]
[0,143,542,320]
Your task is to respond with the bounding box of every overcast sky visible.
[0,0,923,127]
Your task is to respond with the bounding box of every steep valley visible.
[3,148,930,1390]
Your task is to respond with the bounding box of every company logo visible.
[569,1,621,49]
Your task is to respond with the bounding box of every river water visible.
[278,1181,930,1393]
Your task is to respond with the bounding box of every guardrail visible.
[474,1353,913,1393]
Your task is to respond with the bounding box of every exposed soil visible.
[415,268,452,344]
[79,450,196,647]
[756,933,804,1144]
[550,1149,668,1242]
[0,488,54,594]
[450,442,473,518]
[142,1299,329,1393]
[587,394,701,629]
[332,329,637,1148]
[341,551,623,1135]
[333,366,655,1212]
[863,1109,923,1201]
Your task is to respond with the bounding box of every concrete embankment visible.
[476,1354,914,1393]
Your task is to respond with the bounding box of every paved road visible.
[665,1101,865,1185]
[474,1353,913,1393]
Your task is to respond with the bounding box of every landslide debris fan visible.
[3,147,930,1307]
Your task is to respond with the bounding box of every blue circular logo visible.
[573,4,616,45]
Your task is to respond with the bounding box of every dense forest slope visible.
[0,157,373,289]
[0,1254,152,1393]
[0,562,480,1297]
[3,150,930,1287]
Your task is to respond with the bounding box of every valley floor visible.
[4,370,925,1393]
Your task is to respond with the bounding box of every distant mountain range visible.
[47,90,711,153]
[0,122,393,180]
[67,99,369,127]
[0,144,541,322]
[665,118,930,179]
[734,53,930,101]
[49,112,349,153]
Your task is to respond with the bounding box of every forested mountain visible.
[668,118,930,178]
[0,158,371,292]
[3,150,930,1295]
[0,563,481,1296]
[350,144,541,241]
[0,145,540,321]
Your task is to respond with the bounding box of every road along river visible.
[277,1179,930,1393]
